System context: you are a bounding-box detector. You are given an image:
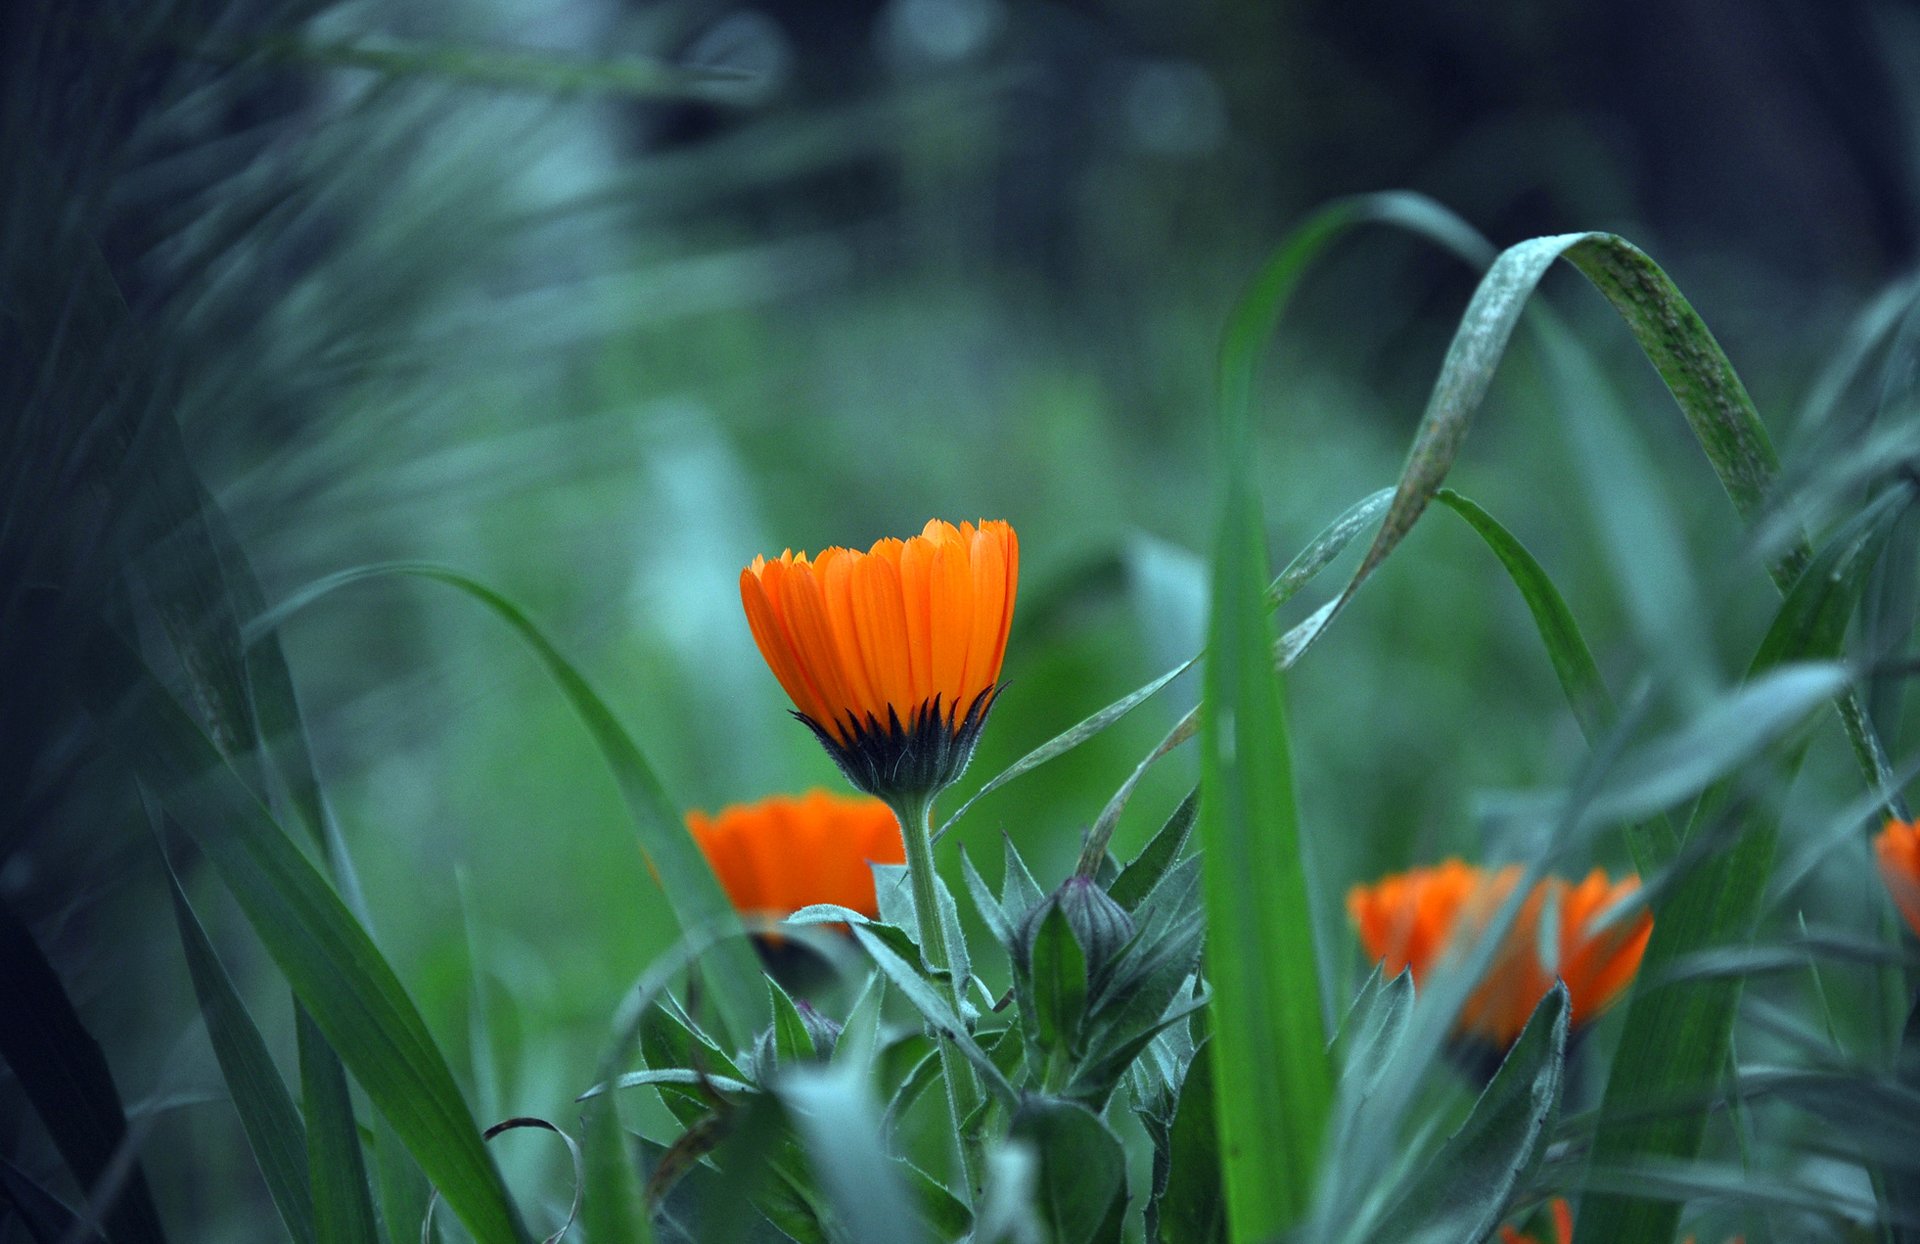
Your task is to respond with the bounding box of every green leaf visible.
[77,632,528,1244]
[1008,1097,1128,1244]
[0,894,170,1244]
[1028,905,1089,1059]
[769,980,817,1064]
[778,1066,929,1244]
[1332,968,1416,1101]
[1388,986,1569,1244]
[249,562,768,1048]
[1577,498,1904,1244]
[1200,363,1333,1238]
[1108,789,1198,912]
[1157,1038,1226,1244]
[960,847,1018,951]
[298,1009,384,1244]
[163,858,316,1244]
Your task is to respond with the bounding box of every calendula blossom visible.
[740,518,1017,804]
[1346,860,1652,1047]
[686,789,904,927]
[1875,818,1920,938]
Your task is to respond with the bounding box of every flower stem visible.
[892,793,984,1199]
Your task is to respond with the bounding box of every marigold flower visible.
[1875,818,1920,937]
[686,790,905,925]
[1346,860,1652,1047]
[740,518,1018,803]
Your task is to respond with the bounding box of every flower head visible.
[740,519,1018,803]
[1346,860,1651,1047]
[686,790,905,926]
[1875,818,1920,937]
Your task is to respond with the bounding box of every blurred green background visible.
[7,0,1920,1238]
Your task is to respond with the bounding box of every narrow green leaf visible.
[163,859,316,1244]
[1200,389,1332,1239]
[1331,968,1415,1100]
[1007,1098,1128,1244]
[249,563,768,1047]
[1891,991,1920,1244]
[1107,789,1198,912]
[78,633,527,1244]
[0,895,170,1244]
[1157,1038,1226,1244]
[298,1009,384,1244]
[1389,985,1569,1244]
[768,980,817,1064]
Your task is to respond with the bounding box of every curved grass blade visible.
[1431,489,1681,869]
[1576,493,1908,1244]
[248,562,768,1048]
[1200,385,1332,1240]
[0,896,169,1244]
[423,1118,584,1244]
[78,632,529,1244]
[163,855,317,1244]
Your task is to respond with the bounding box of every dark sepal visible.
[795,686,1002,803]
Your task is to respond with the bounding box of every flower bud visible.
[1017,875,1136,983]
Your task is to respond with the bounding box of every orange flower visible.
[687,790,905,925]
[1498,1197,1572,1244]
[1497,1199,1740,1244]
[740,519,1018,803]
[1875,818,1920,937]
[1346,861,1652,1047]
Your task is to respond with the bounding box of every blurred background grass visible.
[7,0,1920,1238]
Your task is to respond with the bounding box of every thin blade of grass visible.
[247,561,768,1047]
[297,1007,384,1244]
[79,632,529,1244]
[162,853,317,1244]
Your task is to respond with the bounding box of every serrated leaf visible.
[1157,1038,1226,1244]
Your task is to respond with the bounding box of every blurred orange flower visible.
[687,790,905,925]
[1875,818,1920,937]
[1499,1197,1572,1244]
[740,519,1017,802]
[1347,860,1652,1046]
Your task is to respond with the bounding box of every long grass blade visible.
[298,1008,385,1244]
[162,853,317,1244]
[1199,384,1332,1238]
[80,631,529,1244]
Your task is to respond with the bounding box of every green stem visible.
[890,790,983,1197]
[892,794,984,1199]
